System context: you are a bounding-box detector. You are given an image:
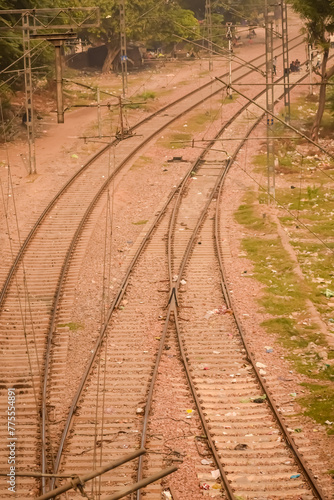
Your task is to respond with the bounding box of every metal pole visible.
[229,38,232,97]
[22,12,36,174]
[205,0,213,71]
[309,44,313,95]
[118,95,124,138]
[281,1,290,121]
[101,466,178,500]
[54,41,64,123]
[119,0,127,97]
[226,23,233,99]
[35,449,146,500]
[265,1,275,202]
[97,87,102,137]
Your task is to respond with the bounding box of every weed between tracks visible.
[158,99,222,149]
[57,322,83,331]
[234,93,334,432]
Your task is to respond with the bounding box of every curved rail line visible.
[47,65,326,499]
[0,35,307,499]
[153,70,324,498]
[38,35,303,485]
[0,33,303,303]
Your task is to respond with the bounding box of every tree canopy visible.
[55,0,199,71]
[288,0,334,139]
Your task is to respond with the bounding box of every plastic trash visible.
[323,289,334,298]
[211,483,221,489]
[201,459,213,465]
[180,279,187,285]
[205,306,232,319]
[290,474,301,479]
[325,420,333,425]
[163,490,172,499]
[211,469,220,480]
[234,443,248,450]
[200,483,210,490]
[71,153,78,158]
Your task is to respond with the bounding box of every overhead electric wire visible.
[216,77,334,179]
[172,20,266,76]
[0,39,45,76]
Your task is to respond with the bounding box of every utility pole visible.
[226,23,233,99]
[281,1,290,122]
[265,0,275,201]
[119,0,128,97]
[97,88,102,138]
[308,44,314,95]
[205,0,213,71]
[22,13,36,174]
[118,95,124,139]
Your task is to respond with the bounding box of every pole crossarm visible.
[0,7,100,31]
[215,76,334,161]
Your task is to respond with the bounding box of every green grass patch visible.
[242,237,307,315]
[262,317,309,349]
[57,322,83,331]
[221,93,238,104]
[184,109,219,133]
[126,90,156,109]
[234,191,275,232]
[130,155,152,171]
[132,219,148,225]
[298,383,334,434]
[159,132,192,149]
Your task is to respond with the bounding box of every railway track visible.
[0,34,324,499]
[47,68,326,500]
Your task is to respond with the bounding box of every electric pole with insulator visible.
[281,1,290,122]
[205,0,213,70]
[119,0,128,97]
[226,23,233,99]
[265,0,275,201]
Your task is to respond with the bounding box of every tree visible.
[288,0,334,140]
[56,0,199,73]
[214,0,265,26]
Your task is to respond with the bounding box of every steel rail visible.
[213,82,326,499]
[126,55,317,499]
[168,70,326,499]
[41,43,285,485]
[49,50,285,494]
[137,59,327,498]
[0,33,303,307]
[0,36,304,496]
[41,37,304,487]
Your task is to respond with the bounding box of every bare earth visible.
[0,13,333,499]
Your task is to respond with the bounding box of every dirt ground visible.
[0,12,333,498]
